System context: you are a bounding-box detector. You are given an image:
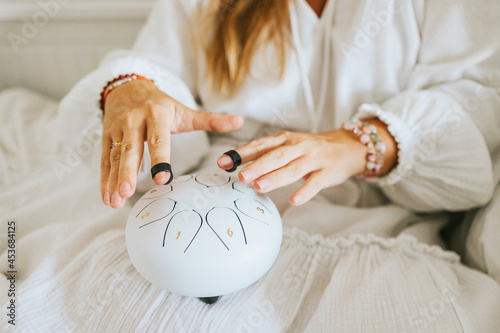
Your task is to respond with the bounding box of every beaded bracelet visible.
[99,74,154,113]
[342,119,386,178]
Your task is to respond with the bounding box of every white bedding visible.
[1,88,500,332]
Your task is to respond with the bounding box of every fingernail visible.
[164,171,173,185]
[103,192,110,206]
[240,169,255,182]
[291,194,303,205]
[218,155,233,168]
[255,178,270,191]
[111,191,121,207]
[154,171,167,184]
[119,182,131,196]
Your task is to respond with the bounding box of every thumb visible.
[173,103,244,133]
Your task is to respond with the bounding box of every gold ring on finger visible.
[110,141,122,150]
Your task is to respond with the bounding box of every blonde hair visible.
[201,0,291,97]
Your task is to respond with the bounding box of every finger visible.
[117,126,145,199]
[217,132,288,171]
[147,114,172,185]
[109,132,126,209]
[289,171,327,206]
[174,105,244,133]
[238,145,304,183]
[215,150,240,173]
[253,157,314,193]
[100,134,112,206]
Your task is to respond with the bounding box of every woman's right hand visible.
[101,79,244,209]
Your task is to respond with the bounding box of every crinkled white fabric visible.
[450,185,500,285]
[0,88,62,188]
[3,218,500,333]
[58,0,500,212]
[1,88,500,332]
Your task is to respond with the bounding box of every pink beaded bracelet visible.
[342,119,386,178]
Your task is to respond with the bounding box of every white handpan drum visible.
[126,172,283,304]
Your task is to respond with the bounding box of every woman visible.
[59,0,499,214]
[12,0,497,331]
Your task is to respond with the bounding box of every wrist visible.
[362,119,398,175]
[341,118,398,178]
[103,79,158,114]
[99,74,155,113]
[337,129,368,175]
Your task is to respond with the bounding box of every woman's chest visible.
[198,0,421,133]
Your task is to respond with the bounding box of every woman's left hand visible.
[217,129,368,206]
[217,121,397,206]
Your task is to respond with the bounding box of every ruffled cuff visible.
[352,89,494,211]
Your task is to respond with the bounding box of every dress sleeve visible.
[354,0,500,212]
[57,0,209,190]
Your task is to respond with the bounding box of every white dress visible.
[2,0,500,331]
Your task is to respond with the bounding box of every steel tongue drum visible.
[125,172,283,304]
